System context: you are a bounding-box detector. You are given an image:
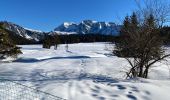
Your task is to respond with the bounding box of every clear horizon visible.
[0,0,138,31]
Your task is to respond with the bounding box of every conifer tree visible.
[0,26,22,59]
[42,34,51,49]
[114,13,140,57]
[53,34,60,50]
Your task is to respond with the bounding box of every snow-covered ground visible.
[0,43,170,100]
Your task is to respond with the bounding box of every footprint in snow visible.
[126,94,137,100]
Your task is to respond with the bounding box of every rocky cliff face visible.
[54,20,121,35]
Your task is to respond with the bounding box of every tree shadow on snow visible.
[29,70,120,84]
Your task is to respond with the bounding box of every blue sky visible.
[0,0,138,31]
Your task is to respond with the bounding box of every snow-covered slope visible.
[0,21,45,41]
[49,31,78,35]
[54,20,121,35]
[0,43,170,100]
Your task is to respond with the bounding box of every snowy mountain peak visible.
[63,22,76,28]
[54,20,121,35]
[81,20,97,24]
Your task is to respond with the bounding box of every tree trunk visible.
[138,65,143,77]
[143,67,149,78]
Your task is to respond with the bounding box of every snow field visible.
[0,43,170,100]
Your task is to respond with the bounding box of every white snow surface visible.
[53,31,78,35]
[0,42,170,100]
[63,22,77,28]
[24,27,43,33]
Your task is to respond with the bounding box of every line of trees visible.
[42,34,117,49]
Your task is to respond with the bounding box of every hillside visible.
[0,23,39,44]
[0,21,45,44]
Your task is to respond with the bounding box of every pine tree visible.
[114,13,139,57]
[130,12,138,28]
[53,34,60,50]
[42,34,51,49]
[0,26,22,59]
[114,15,131,57]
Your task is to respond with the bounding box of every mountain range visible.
[0,20,121,43]
[54,20,121,35]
